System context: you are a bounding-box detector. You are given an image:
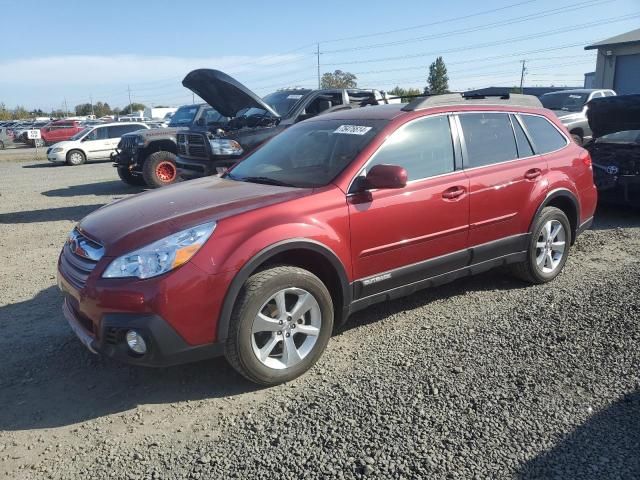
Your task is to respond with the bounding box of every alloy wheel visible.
[535,219,566,274]
[251,287,321,370]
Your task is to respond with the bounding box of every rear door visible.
[348,114,470,298]
[458,111,548,251]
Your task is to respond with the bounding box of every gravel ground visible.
[0,158,639,479]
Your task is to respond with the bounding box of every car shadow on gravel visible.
[519,390,640,479]
[592,204,640,231]
[0,204,106,224]
[42,180,145,197]
[0,286,258,431]
[21,159,114,169]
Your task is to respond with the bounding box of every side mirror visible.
[196,117,206,126]
[365,164,408,189]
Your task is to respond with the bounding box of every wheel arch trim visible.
[530,188,580,241]
[216,239,351,343]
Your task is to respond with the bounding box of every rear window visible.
[520,115,567,154]
[511,114,535,158]
[459,113,518,168]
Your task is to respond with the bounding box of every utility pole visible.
[127,85,133,114]
[63,98,68,117]
[519,60,527,94]
[90,95,95,117]
[316,43,321,89]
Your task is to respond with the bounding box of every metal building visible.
[585,28,640,94]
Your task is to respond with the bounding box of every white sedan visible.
[47,122,149,165]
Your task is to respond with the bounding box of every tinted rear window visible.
[520,115,567,154]
[459,113,518,168]
[511,114,535,158]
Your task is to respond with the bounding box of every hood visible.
[50,140,75,149]
[587,95,640,139]
[182,69,279,118]
[77,176,310,256]
[137,126,184,138]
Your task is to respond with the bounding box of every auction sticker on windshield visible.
[333,125,373,135]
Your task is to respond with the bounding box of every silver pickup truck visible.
[540,89,616,145]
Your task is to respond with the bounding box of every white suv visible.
[47,122,149,165]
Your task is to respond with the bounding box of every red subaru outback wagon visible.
[58,93,597,385]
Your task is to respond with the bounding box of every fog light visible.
[125,330,147,354]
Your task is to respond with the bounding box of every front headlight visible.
[102,221,216,279]
[209,138,243,156]
[52,147,64,153]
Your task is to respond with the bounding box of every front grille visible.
[177,132,208,159]
[59,230,103,290]
[119,135,138,151]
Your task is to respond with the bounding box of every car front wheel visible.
[512,206,572,284]
[142,151,178,188]
[66,150,86,166]
[225,266,334,385]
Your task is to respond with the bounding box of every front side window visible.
[519,114,567,154]
[228,119,386,188]
[459,113,518,168]
[367,115,455,181]
[84,127,108,141]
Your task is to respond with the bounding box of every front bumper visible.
[48,150,66,163]
[594,167,640,206]
[62,296,224,366]
[176,156,235,179]
[57,254,235,367]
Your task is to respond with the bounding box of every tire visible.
[142,151,178,188]
[511,206,572,284]
[117,166,146,186]
[66,150,86,166]
[571,134,583,146]
[225,266,334,386]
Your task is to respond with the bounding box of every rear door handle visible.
[524,168,542,180]
[442,186,466,200]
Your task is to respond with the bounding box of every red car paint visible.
[58,101,597,365]
[41,120,84,145]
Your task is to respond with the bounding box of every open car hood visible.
[588,95,640,139]
[182,69,279,119]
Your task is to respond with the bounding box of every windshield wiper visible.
[237,176,296,187]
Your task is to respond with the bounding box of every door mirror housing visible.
[365,164,408,189]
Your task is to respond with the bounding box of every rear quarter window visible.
[520,114,567,154]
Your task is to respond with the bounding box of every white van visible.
[46,122,149,165]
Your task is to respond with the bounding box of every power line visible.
[322,0,609,54]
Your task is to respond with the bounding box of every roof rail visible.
[402,92,542,111]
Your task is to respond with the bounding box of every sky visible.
[0,0,638,111]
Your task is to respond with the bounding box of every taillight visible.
[582,154,592,168]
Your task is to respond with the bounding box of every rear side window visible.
[510,115,534,158]
[367,115,455,181]
[520,114,567,154]
[459,113,518,168]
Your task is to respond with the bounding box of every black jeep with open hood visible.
[175,69,395,179]
[585,94,640,206]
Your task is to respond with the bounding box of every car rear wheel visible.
[66,150,86,166]
[142,151,178,188]
[225,266,334,386]
[511,206,571,284]
[117,166,146,186]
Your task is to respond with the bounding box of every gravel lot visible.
[0,157,639,479]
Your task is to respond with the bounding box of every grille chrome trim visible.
[177,132,208,159]
[67,229,104,262]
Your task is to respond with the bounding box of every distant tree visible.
[427,57,449,95]
[51,109,66,118]
[388,86,422,102]
[94,102,112,117]
[112,107,122,115]
[0,103,10,120]
[75,103,93,116]
[320,70,357,89]
[121,103,146,114]
[12,106,29,119]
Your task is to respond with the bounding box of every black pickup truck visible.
[176,69,395,179]
[113,103,227,187]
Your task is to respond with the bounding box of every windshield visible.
[70,128,91,140]
[168,106,199,126]
[227,119,386,188]
[541,92,589,112]
[263,90,312,116]
[596,130,640,144]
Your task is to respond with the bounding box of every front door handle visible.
[442,186,466,200]
[524,168,542,180]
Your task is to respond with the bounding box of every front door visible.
[348,115,470,299]
[82,126,112,159]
